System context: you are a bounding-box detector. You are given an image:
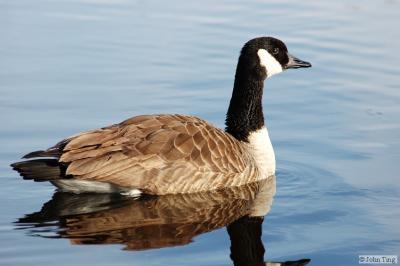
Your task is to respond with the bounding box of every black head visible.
[238,36,311,80]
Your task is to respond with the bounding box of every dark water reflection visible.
[15,177,309,265]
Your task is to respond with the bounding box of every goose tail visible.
[11,159,65,182]
[22,148,60,159]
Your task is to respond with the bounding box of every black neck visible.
[225,55,266,142]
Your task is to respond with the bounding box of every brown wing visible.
[58,114,253,194]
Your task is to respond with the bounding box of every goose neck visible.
[225,72,265,142]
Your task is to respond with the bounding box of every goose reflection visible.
[16,175,310,265]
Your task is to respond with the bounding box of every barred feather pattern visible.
[44,114,264,194]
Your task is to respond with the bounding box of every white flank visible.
[247,126,276,177]
[120,188,142,197]
[51,179,142,197]
[257,49,283,78]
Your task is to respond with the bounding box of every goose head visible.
[226,37,311,142]
[237,36,312,80]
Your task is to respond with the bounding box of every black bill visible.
[285,53,312,69]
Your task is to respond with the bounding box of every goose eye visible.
[272,48,279,55]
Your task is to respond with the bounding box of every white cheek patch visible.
[257,49,283,78]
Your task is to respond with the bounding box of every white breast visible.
[246,126,276,177]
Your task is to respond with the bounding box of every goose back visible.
[52,114,260,194]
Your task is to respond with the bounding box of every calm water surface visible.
[1,1,399,265]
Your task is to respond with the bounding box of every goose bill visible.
[285,53,312,69]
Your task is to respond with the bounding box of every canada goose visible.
[11,37,311,195]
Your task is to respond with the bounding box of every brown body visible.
[37,114,262,195]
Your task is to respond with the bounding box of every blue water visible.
[1,0,399,265]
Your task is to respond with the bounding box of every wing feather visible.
[57,114,253,194]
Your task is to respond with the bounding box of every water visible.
[1,0,399,265]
